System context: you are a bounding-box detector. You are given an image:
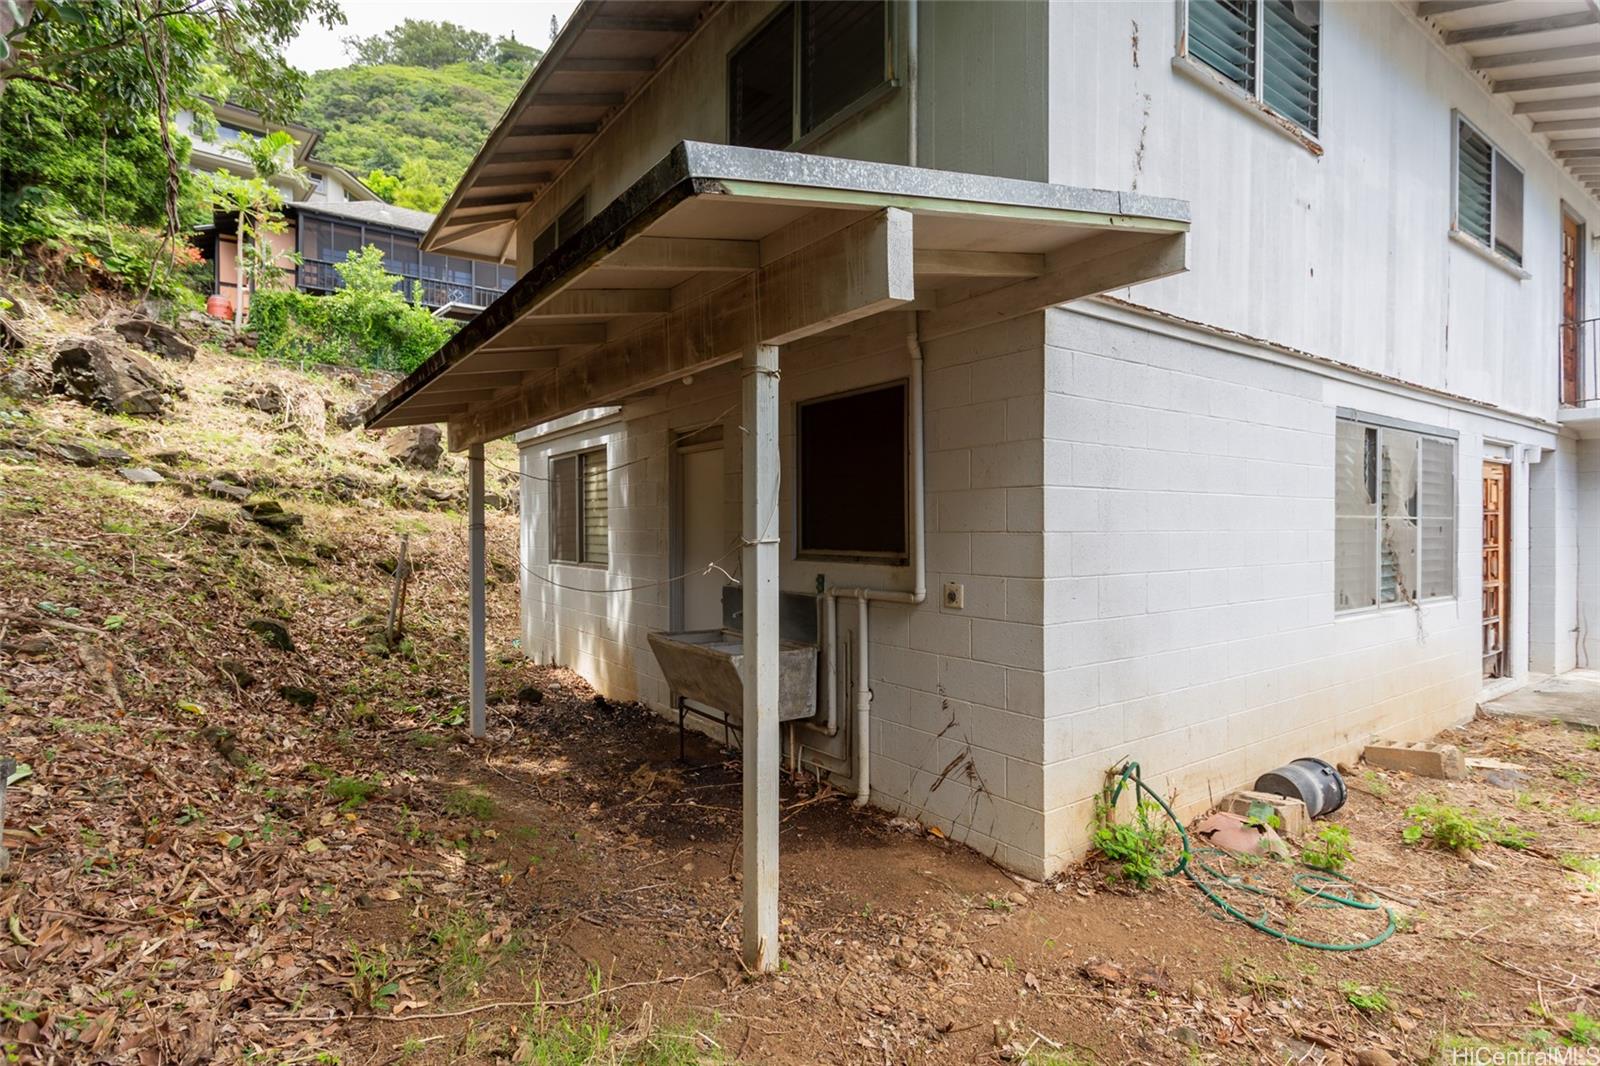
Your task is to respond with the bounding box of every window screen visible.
[550,448,608,565]
[1455,115,1523,266]
[729,6,795,149]
[730,2,888,149]
[1334,416,1455,612]
[1186,0,1319,134]
[800,2,886,135]
[798,383,907,558]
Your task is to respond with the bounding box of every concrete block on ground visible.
[1218,790,1306,837]
[1363,740,1466,780]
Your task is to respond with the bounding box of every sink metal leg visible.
[677,697,687,761]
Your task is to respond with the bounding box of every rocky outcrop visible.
[104,314,196,362]
[51,336,173,417]
[384,425,443,470]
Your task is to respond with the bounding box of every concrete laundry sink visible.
[646,629,818,722]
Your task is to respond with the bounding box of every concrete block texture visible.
[1219,790,1307,837]
[1363,740,1468,780]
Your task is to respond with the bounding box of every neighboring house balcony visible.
[1559,317,1600,436]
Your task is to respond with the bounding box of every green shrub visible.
[1402,797,1533,852]
[1091,787,1173,888]
[444,788,495,821]
[1340,981,1391,1013]
[1300,824,1353,872]
[249,247,456,372]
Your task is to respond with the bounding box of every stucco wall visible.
[1045,0,1600,424]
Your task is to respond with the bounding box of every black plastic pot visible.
[1254,757,1347,818]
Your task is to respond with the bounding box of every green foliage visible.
[1339,981,1392,1014]
[327,775,382,810]
[444,788,495,821]
[1569,1012,1600,1047]
[363,160,446,213]
[1402,797,1533,852]
[348,944,399,1011]
[0,80,183,229]
[298,61,530,195]
[1091,789,1172,888]
[1300,823,1353,873]
[250,247,456,372]
[343,19,539,70]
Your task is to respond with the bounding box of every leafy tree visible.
[2,0,343,292]
[298,61,531,194]
[343,19,491,68]
[364,159,445,213]
[208,129,305,328]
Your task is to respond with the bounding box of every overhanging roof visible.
[1418,0,1600,199]
[422,0,719,260]
[366,142,1190,448]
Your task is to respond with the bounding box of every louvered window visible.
[1454,115,1523,266]
[729,1,890,150]
[1186,0,1320,134]
[549,447,608,566]
[1334,415,1456,613]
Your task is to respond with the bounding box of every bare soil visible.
[1,282,1598,1064]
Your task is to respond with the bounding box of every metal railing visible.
[295,259,506,312]
[1560,316,1600,407]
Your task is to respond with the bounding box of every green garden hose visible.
[1107,762,1396,951]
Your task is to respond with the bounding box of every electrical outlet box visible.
[943,582,964,609]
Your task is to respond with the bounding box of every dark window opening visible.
[729,1,888,150]
[550,447,608,566]
[798,383,907,559]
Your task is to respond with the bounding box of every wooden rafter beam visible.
[1473,41,1600,69]
[522,92,626,108]
[586,14,697,33]
[1418,0,1506,17]
[505,122,601,138]
[561,56,656,73]
[482,149,575,165]
[1550,137,1600,151]
[1513,94,1600,114]
[459,191,537,208]
[529,289,673,317]
[918,230,1188,343]
[1444,10,1596,45]
[913,249,1045,278]
[481,323,609,350]
[602,237,761,272]
[446,208,914,449]
[1494,70,1600,93]
[1534,117,1600,132]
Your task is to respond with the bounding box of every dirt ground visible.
[1,282,1599,1064]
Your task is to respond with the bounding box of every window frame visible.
[1451,111,1527,275]
[794,380,910,565]
[1333,411,1458,617]
[1174,0,1323,147]
[726,0,898,154]
[548,445,609,568]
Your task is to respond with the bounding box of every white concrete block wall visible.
[1577,439,1600,670]
[1036,304,1559,870]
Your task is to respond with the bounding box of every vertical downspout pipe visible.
[823,327,927,805]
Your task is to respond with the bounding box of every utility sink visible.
[647,629,818,723]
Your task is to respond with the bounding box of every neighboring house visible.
[177,101,516,317]
[366,0,1600,899]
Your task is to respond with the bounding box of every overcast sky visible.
[290,1,581,72]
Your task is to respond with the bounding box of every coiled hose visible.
[1107,762,1396,951]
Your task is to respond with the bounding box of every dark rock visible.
[245,617,294,651]
[195,512,233,534]
[1,367,47,400]
[516,685,544,705]
[0,448,33,464]
[243,499,284,518]
[253,511,304,533]
[335,405,366,430]
[106,314,196,362]
[384,425,443,470]
[52,336,171,417]
[50,442,97,466]
[230,381,286,415]
[117,466,164,484]
[484,492,508,510]
[219,659,256,688]
[94,446,134,465]
[0,312,34,353]
[277,685,318,708]
[206,479,250,501]
[148,450,189,467]
[419,484,459,503]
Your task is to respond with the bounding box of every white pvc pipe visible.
[853,593,871,806]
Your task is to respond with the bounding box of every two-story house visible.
[364,0,1600,970]
[177,101,517,317]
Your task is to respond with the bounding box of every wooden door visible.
[1562,213,1582,405]
[1482,461,1509,679]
